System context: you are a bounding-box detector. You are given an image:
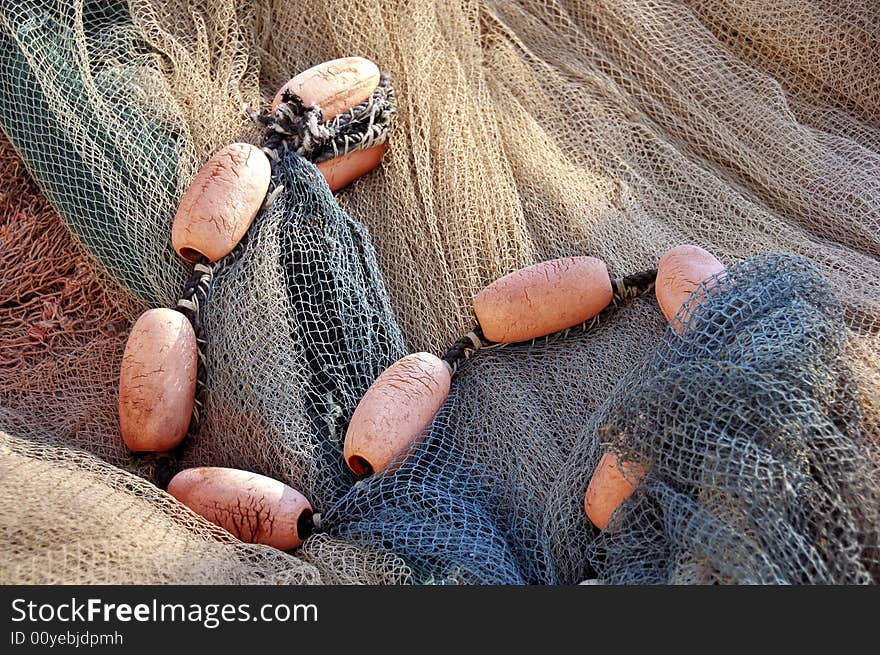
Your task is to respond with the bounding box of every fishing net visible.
[1,0,878,585]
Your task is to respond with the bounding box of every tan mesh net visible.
[0,0,878,584]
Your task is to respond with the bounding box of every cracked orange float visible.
[168,467,314,550]
[473,256,612,343]
[271,56,381,116]
[344,352,451,476]
[171,142,271,263]
[656,244,725,329]
[118,308,197,452]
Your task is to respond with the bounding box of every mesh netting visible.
[0,431,323,584]
[1,0,878,585]
[184,153,405,510]
[581,256,879,584]
[324,257,878,584]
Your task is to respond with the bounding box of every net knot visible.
[253,73,397,169]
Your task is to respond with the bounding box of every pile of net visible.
[1,0,878,584]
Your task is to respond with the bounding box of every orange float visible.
[656,245,725,329]
[168,467,314,550]
[317,143,387,192]
[271,56,381,117]
[344,353,451,476]
[584,453,648,530]
[118,308,197,452]
[473,257,612,343]
[171,143,271,263]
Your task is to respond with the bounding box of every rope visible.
[150,258,213,489]
[175,257,213,434]
[440,326,488,376]
[249,73,397,168]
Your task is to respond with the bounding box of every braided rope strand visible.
[151,258,214,488]
[249,73,396,166]
[175,258,214,435]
